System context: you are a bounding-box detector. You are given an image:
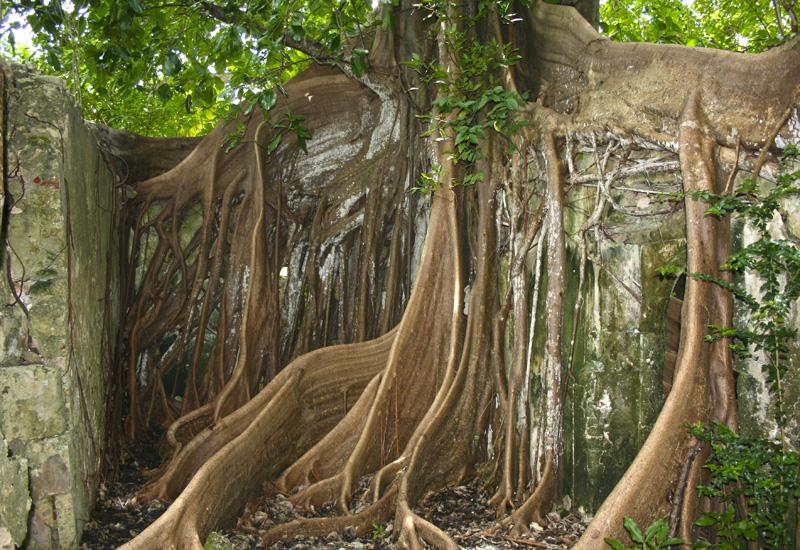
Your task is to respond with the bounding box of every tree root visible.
[574,91,738,547]
[124,185,462,548]
[136,329,396,503]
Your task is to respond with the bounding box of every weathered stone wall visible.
[0,62,121,549]
[735,152,800,449]
[557,152,685,512]
[556,142,800,514]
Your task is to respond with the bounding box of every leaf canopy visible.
[1,0,796,136]
[1,0,376,135]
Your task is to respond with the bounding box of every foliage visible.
[689,423,799,549]
[402,4,527,186]
[421,38,527,164]
[0,0,374,135]
[600,0,798,52]
[605,517,685,549]
[410,165,442,194]
[4,0,797,136]
[371,521,388,540]
[690,144,800,435]
[680,146,800,548]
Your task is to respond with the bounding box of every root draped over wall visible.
[100,2,800,548]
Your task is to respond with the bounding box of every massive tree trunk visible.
[107,1,800,548]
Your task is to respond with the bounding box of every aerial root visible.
[396,498,459,550]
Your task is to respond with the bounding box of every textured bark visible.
[109,1,799,548]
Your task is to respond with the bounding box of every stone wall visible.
[559,153,685,512]
[0,62,121,549]
[735,152,800,449]
[557,142,800,513]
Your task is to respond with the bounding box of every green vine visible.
[687,144,800,548]
[402,6,528,192]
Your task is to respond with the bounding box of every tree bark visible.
[107,1,799,548]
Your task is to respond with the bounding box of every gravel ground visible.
[79,442,587,549]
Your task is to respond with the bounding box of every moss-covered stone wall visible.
[0,62,121,549]
[557,146,800,514]
[559,156,686,513]
[734,159,800,449]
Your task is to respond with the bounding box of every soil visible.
[79,436,166,550]
[79,440,587,549]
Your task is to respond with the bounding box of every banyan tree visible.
[59,0,799,547]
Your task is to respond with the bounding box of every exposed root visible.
[124,184,461,548]
[261,488,398,545]
[509,453,555,533]
[397,501,459,550]
[109,5,800,548]
[574,92,738,547]
[136,329,396,503]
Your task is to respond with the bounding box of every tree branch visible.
[198,0,332,61]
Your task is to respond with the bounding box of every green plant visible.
[371,521,387,540]
[600,0,795,52]
[685,144,800,548]
[402,22,528,182]
[689,423,799,549]
[409,165,442,194]
[605,517,685,549]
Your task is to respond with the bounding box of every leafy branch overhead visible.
[1,0,375,135]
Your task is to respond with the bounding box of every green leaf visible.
[260,90,277,112]
[623,517,644,544]
[351,54,367,77]
[644,519,667,543]
[604,538,629,550]
[163,51,182,76]
[195,83,216,106]
[694,514,717,527]
[128,0,145,14]
[351,49,369,77]
[267,134,282,154]
[289,20,304,42]
[156,83,172,103]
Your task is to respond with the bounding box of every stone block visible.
[0,365,66,441]
[27,493,77,550]
[16,436,72,501]
[0,433,30,547]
